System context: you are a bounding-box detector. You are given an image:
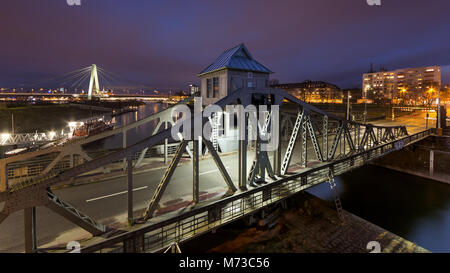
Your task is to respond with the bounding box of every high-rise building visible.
[362,66,441,101]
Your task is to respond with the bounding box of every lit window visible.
[207,79,212,98]
[213,77,219,98]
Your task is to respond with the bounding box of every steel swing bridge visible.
[0,87,432,253]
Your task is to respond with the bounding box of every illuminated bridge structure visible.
[0,87,432,253]
[0,132,67,147]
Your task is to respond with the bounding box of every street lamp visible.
[346,91,352,120]
[363,87,368,124]
[437,87,441,132]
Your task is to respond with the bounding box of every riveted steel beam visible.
[280,109,304,175]
[143,140,188,220]
[203,139,237,194]
[46,190,105,236]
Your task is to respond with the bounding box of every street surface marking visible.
[86,186,148,202]
[199,166,230,176]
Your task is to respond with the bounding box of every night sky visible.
[1,0,450,90]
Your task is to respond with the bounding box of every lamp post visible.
[363,89,368,124]
[438,87,441,130]
[346,91,351,120]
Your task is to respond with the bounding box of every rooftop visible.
[199,43,272,76]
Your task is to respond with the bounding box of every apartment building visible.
[271,80,343,103]
[362,66,441,100]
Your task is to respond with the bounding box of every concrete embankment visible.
[371,135,450,184]
[181,192,429,253]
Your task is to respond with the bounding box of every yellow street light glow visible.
[1,133,11,141]
[48,131,56,139]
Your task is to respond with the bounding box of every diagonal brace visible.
[203,139,237,194]
[142,140,188,220]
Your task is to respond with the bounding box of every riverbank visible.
[0,104,108,133]
[371,135,450,184]
[181,192,429,253]
[0,100,145,133]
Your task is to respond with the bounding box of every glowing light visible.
[1,133,11,141]
[48,131,56,139]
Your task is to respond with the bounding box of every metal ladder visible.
[327,175,345,223]
[210,114,219,151]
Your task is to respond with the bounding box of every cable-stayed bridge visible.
[1,64,150,96]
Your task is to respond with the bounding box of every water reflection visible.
[307,165,450,252]
[84,102,168,151]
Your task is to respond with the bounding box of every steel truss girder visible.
[328,121,343,160]
[343,124,356,152]
[143,140,188,220]
[280,109,304,175]
[360,128,368,148]
[305,114,323,162]
[192,140,200,204]
[2,88,401,195]
[46,190,105,236]
[202,139,237,194]
[301,114,308,167]
[142,137,237,220]
[0,88,413,226]
[369,126,378,146]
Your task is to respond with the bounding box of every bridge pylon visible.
[87,64,100,100]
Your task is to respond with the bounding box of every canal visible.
[307,165,450,253]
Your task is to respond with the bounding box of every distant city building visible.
[442,84,450,104]
[189,84,199,96]
[362,66,441,101]
[198,43,272,105]
[271,81,343,103]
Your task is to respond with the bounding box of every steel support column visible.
[239,112,248,190]
[273,108,281,176]
[280,110,304,174]
[127,157,134,226]
[164,122,168,163]
[193,139,200,204]
[122,130,127,171]
[24,207,37,253]
[301,114,308,168]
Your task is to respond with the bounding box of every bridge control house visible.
[198,43,273,105]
